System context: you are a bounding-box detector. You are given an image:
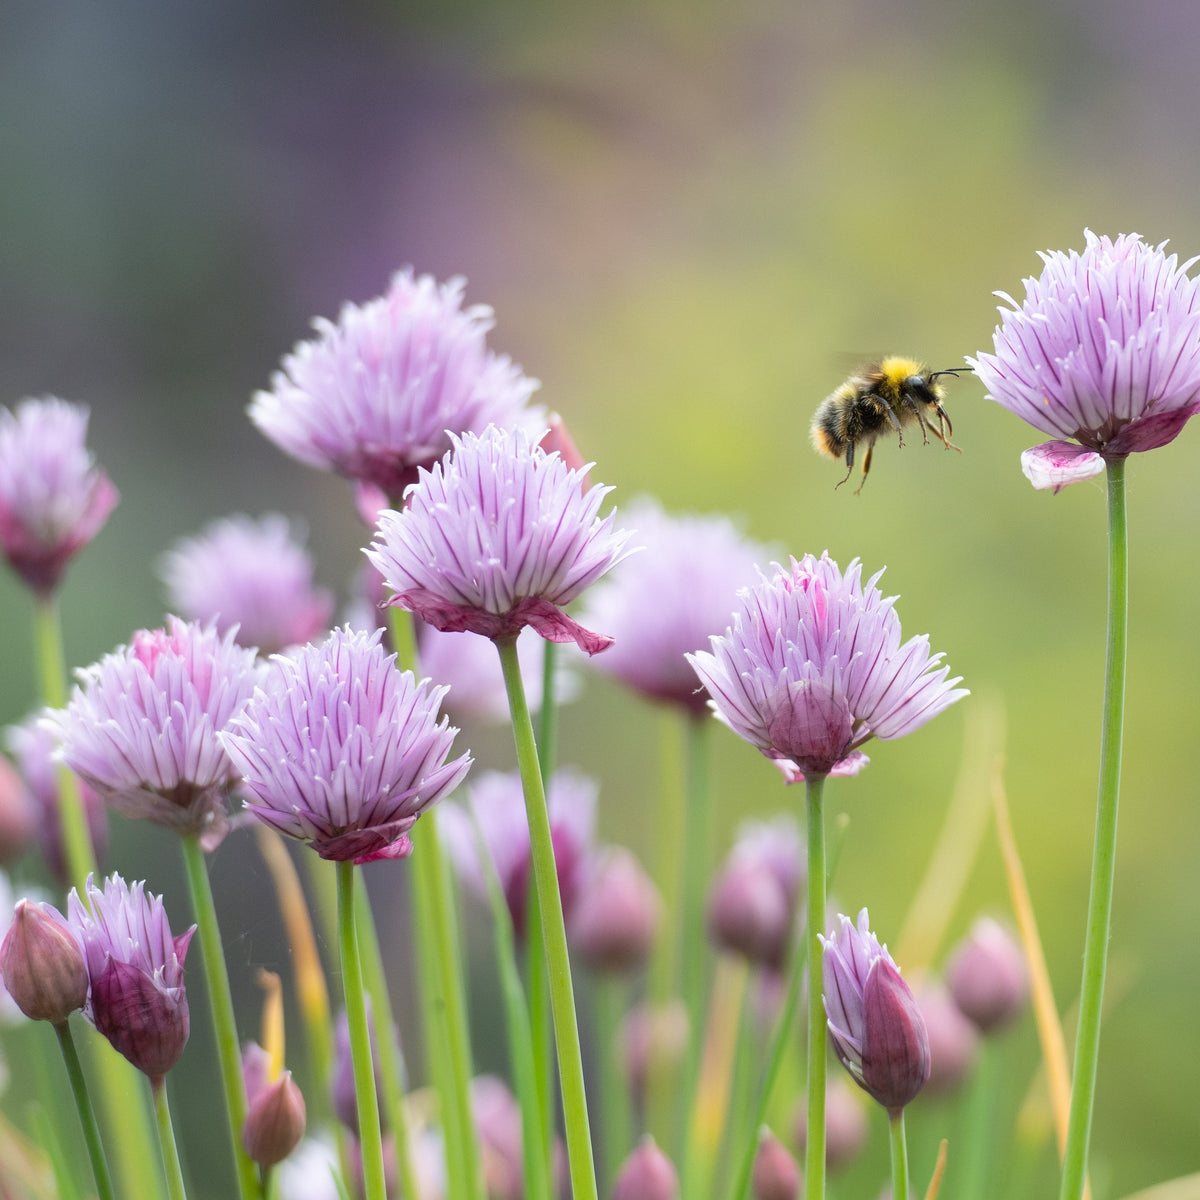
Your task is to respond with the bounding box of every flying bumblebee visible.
[810,356,965,493]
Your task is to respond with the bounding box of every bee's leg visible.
[934,403,962,452]
[835,439,856,489]
[883,405,905,447]
[853,441,875,494]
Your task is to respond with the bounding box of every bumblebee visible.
[810,356,964,493]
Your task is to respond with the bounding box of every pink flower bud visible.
[752,1129,799,1200]
[946,917,1029,1034]
[0,899,87,1024]
[612,1136,678,1200]
[243,1071,307,1167]
[570,847,660,973]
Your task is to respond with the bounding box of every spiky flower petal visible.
[687,553,966,781]
[969,231,1200,489]
[67,874,195,1080]
[48,618,263,843]
[249,270,541,496]
[220,627,472,864]
[367,426,635,654]
[0,398,118,594]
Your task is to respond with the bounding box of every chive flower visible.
[581,497,771,713]
[160,513,334,655]
[249,269,541,497]
[220,627,472,863]
[0,397,118,595]
[367,425,636,655]
[969,230,1200,490]
[48,618,263,845]
[687,553,966,783]
[67,874,195,1081]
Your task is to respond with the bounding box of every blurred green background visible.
[3,1,1200,1196]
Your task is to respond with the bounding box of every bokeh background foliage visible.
[3,1,1200,1196]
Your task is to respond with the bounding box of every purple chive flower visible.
[47,618,262,846]
[687,553,966,783]
[581,498,772,714]
[0,398,119,595]
[968,231,1200,491]
[945,917,1029,1034]
[160,513,335,655]
[821,909,930,1114]
[367,425,636,655]
[220,627,472,864]
[0,897,88,1025]
[568,846,661,973]
[440,768,596,937]
[67,874,195,1080]
[249,269,542,498]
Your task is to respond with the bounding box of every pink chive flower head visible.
[968,231,1200,491]
[582,498,771,713]
[48,618,263,844]
[821,908,930,1114]
[160,513,334,655]
[0,398,119,595]
[367,426,636,655]
[67,874,195,1080]
[220,627,472,864]
[440,768,596,938]
[687,553,966,783]
[249,269,542,498]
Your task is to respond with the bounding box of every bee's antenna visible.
[928,366,974,382]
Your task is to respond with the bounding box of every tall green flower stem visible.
[956,1042,994,1200]
[54,1021,115,1200]
[888,1109,911,1200]
[387,606,484,1200]
[353,871,423,1200]
[151,1079,190,1200]
[180,833,262,1200]
[337,860,387,1200]
[1059,456,1128,1200]
[33,594,164,1200]
[496,634,598,1200]
[804,774,828,1200]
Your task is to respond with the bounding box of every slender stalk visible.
[151,1079,190,1200]
[596,978,633,1195]
[180,833,262,1200]
[1058,457,1127,1200]
[353,871,423,1200]
[889,1109,911,1200]
[956,1041,993,1200]
[337,861,387,1200]
[680,714,713,1062]
[804,775,828,1200]
[54,1021,115,1200]
[496,634,598,1200]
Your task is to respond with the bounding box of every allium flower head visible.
[821,908,930,1113]
[0,897,88,1024]
[582,498,771,713]
[220,627,472,864]
[440,768,596,937]
[67,874,195,1080]
[687,553,966,782]
[0,398,118,594]
[249,269,542,497]
[160,513,334,655]
[48,618,262,844]
[969,231,1200,490]
[367,426,636,655]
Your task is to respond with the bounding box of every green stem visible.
[337,861,387,1200]
[353,873,424,1200]
[889,1108,910,1200]
[32,595,96,895]
[55,1021,115,1200]
[957,1040,993,1200]
[1058,455,1128,1200]
[596,979,633,1195]
[804,775,828,1200]
[180,834,262,1200]
[496,635,598,1200]
[680,714,712,1062]
[152,1078,190,1200]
